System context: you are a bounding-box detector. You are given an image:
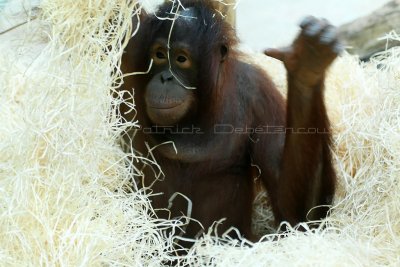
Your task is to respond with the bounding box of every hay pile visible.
[0,0,399,266]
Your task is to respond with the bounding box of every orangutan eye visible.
[156,51,166,59]
[152,48,168,65]
[176,54,191,68]
[177,55,187,63]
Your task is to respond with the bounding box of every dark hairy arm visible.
[256,16,341,227]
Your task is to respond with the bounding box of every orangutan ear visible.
[220,44,229,62]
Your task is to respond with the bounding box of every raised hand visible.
[265,16,343,87]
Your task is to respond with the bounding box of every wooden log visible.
[338,0,400,60]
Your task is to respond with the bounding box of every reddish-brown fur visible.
[119,0,337,246]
